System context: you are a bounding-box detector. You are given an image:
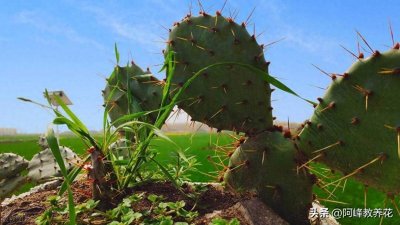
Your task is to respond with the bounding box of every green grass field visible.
[1,133,398,225]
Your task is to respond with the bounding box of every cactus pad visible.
[0,153,28,180]
[27,147,80,183]
[103,63,163,126]
[166,13,273,134]
[0,176,28,199]
[297,47,400,195]
[225,131,314,225]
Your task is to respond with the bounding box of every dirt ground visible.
[1,179,250,224]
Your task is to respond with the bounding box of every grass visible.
[1,133,399,225]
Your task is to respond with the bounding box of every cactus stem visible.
[312,140,343,154]
[322,154,385,188]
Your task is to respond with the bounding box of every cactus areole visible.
[166,13,273,135]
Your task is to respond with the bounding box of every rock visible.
[235,198,290,225]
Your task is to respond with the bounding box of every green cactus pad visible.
[103,63,163,126]
[27,147,80,183]
[0,153,28,180]
[166,13,273,134]
[297,47,400,195]
[225,131,313,225]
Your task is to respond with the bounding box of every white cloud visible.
[256,0,339,62]
[78,5,165,49]
[14,10,105,50]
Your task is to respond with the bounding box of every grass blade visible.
[45,126,76,225]
[115,43,120,64]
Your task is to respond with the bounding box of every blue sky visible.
[1,0,399,133]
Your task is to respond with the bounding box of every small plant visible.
[106,193,198,225]
[167,150,201,186]
[209,217,240,225]
[17,45,201,224]
[36,195,99,225]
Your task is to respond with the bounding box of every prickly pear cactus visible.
[225,131,314,225]
[38,134,48,150]
[297,45,400,195]
[0,153,28,179]
[27,146,80,183]
[0,153,29,199]
[103,63,163,126]
[0,147,79,199]
[166,12,273,134]
[0,176,28,200]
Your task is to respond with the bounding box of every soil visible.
[0,178,250,225]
